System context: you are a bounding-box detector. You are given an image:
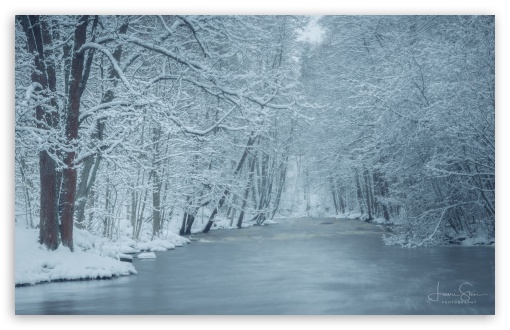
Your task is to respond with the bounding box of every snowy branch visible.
[20,82,42,107]
[169,104,239,136]
[79,42,138,95]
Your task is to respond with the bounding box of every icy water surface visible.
[15,218,495,314]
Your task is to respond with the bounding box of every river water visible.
[15,217,495,314]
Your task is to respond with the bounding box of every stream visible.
[15,217,495,314]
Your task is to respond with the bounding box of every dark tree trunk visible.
[75,149,101,228]
[180,196,192,235]
[151,126,162,239]
[60,15,90,251]
[75,156,95,229]
[229,194,238,227]
[237,155,256,228]
[184,213,196,235]
[152,178,162,238]
[39,151,60,249]
[180,212,188,235]
[75,20,128,229]
[363,168,374,221]
[103,179,111,237]
[374,170,390,222]
[17,15,60,250]
[355,170,366,216]
[203,135,257,233]
[270,161,287,220]
[336,180,346,214]
[330,177,339,214]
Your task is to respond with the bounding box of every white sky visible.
[297,15,325,44]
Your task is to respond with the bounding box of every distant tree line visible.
[299,16,494,246]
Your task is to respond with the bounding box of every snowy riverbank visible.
[332,212,495,248]
[14,215,275,287]
[14,226,190,286]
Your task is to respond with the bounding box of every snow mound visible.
[149,246,168,252]
[15,227,137,286]
[137,252,156,259]
[372,217,387,224]
[461,236,495,246]
[119,245,140,254]
[346,213,362,220]
[262,219,278,225]
[138,239,176,252]
[73,227,96,250]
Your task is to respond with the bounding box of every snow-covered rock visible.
[117,253,133,262]
[119,245,140,254]
[137,252,156,259]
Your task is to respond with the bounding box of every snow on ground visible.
[15,207,278,287]
[340,212,362,220]
[189,215,255,234]
[15,227,137,286]
[15,225,191,286]
[460,235,495,246]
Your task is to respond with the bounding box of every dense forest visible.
[15,15,494,252]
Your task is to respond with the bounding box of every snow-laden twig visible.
[122,35,205,71]
[425,163,494,178]
[21,82,42,107]
[79,42,138,95]
[417,201,475,247]
[79,100,129,122]
[169,104,239,136]
[176,15,212,58]
[417,207,448,247]
[79,99,156,123]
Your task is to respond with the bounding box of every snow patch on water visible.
[137,252,156,259]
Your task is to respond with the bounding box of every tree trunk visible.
[374,170,390,222]
[330,177,339,214]
[180,212,188,236]
[75,151,101,228]
[355,170,366,216]
[237,155,256,228]
[103,178,111,237]
[229,194,238,227]
[17,158,34,228]
[17,15,61,250]
[336,181,346,215]
[75,20,128,229]
[151,126,162,239]
[203,135,256,233]
[39,151,60,249]
[270,162,287,220]
[363,168,374,221]
[60,15,89,251]
[184,212,197,235]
